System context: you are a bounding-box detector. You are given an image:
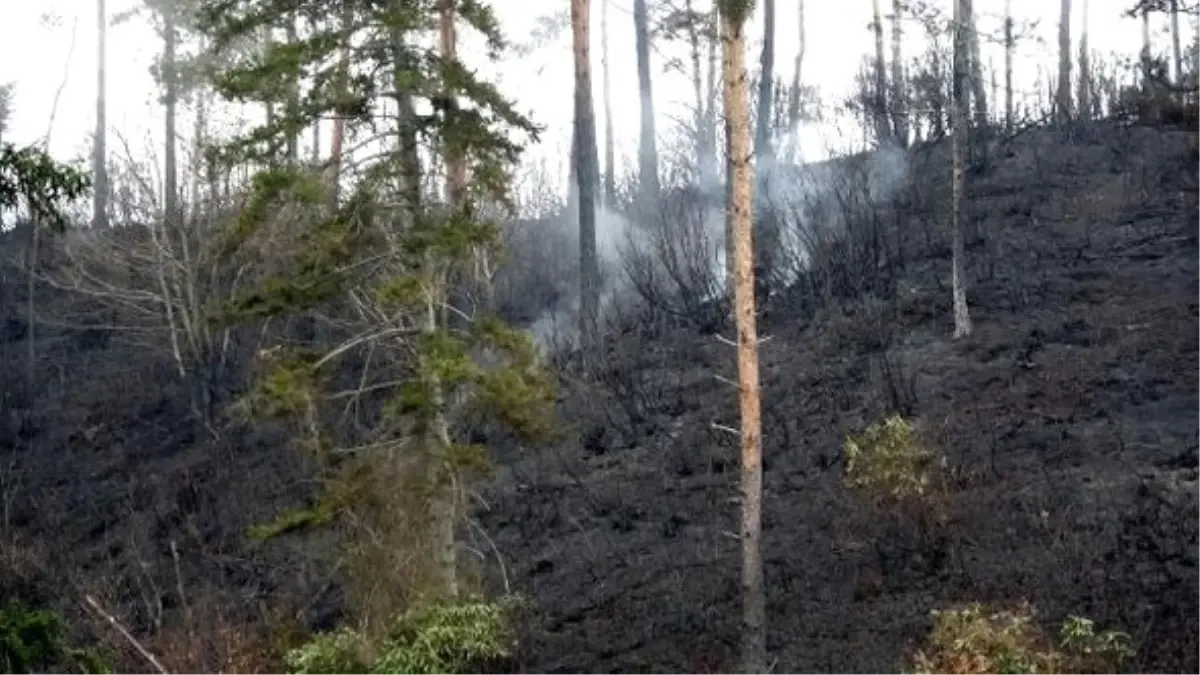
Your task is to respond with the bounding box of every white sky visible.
[0,0,1181,191]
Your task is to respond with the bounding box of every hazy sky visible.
[0,0,1176,188]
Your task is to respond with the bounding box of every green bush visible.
[285,596,521,674]
[0,600,110,674]
[910,602,1135,674]
[844,415,939,502]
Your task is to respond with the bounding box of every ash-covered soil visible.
[1,122,1196,673]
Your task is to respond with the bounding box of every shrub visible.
[285,596,522,674]
[0,600,110,673]
[843,415,939,502]
[910,602,1135,674]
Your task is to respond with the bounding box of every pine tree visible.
[195,0,556,623]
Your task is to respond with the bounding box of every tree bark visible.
[1077,0,1091,121]
[1056,0,1073,122]
[786,0,805,157]
[571,0,600,357]
[285,15,300,163]
[719,2,765,671]
[1004,0,1013,133]
[966,0,988,128]
[93,0,108,229]
[890,0,907,147]
[601,0,616,207]
[633,0,660,210]
[871,0,891,143]
[163,9,178,229]
[1170,0,1183,84]
[1142,8,1152,86]
[431,0,465,601]
[951,0,973,338]
[755,0,775,159]
[687,0,716,189]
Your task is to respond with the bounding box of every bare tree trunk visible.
[1142,8,1152,86]
[890,0,907,147]
[1056,0,1073,122]
[93,0,108,229]
[633,0,660,210]
[719,2,765,672]
[572,0,600,357]
[966,0,988,129]
[786,0,805,157]
[706,7,720,185]
[871,0,891,143]
[1004,0,1013,133]
[601,0,616,207]
[285,15,300,163]
[951,0,973,338]
[755,0,775,158]
[1077,0,1090,121]
[687,0,716,189]
[329,37,348,200]
[163,9,178,228]
[1170,0,1183,84]
[931,43,945,137]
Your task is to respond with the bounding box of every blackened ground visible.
[0,122,1195,673]
[478,124,1199,673]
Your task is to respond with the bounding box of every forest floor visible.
[0,122,1196,673]
[480,123,1199,673]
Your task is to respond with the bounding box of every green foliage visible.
[1058,615,1136,673]
[0,601,111,674]
[716,0,756,26]
[911,602,1135,674]
[0,143,90,231]
[197,0,556,632]
[843,415,939,502]
[285,597,521,674]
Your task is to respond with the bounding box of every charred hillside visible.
[0,121,1197,672]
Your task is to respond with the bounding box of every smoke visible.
[518,135,910,355]
[519,202,638,354]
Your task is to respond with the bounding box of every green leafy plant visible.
[285,596,522,674]
[0,143,90,230]
[911,602,1135,674]
[844,415,940,502]
[0,600,111,674]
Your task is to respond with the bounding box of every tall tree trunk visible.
[1170,0,1183,84]
[951,0,973,338]
[890,0,907,147]
[755,0,776,158]
[706,8,719,178]
[330,23,349,199]
[285,15,300,163]
[1077,0,1090,121]
[687,0,715,188]
[430,0,463,601]
[754,0,778,284]
[601,0,616,207]
[719,2,765,672]
[93,0,108,229]
[967,0,988,128]
[572,0,600,357]
[1004,0,1013,133]
[786,0,805,159]
[871,0,891,143]
[1142,8,1152,87]
[163,9,178,228]
[633,0,660,210]
[931,44,945,137]
[1055,0,1072,122]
